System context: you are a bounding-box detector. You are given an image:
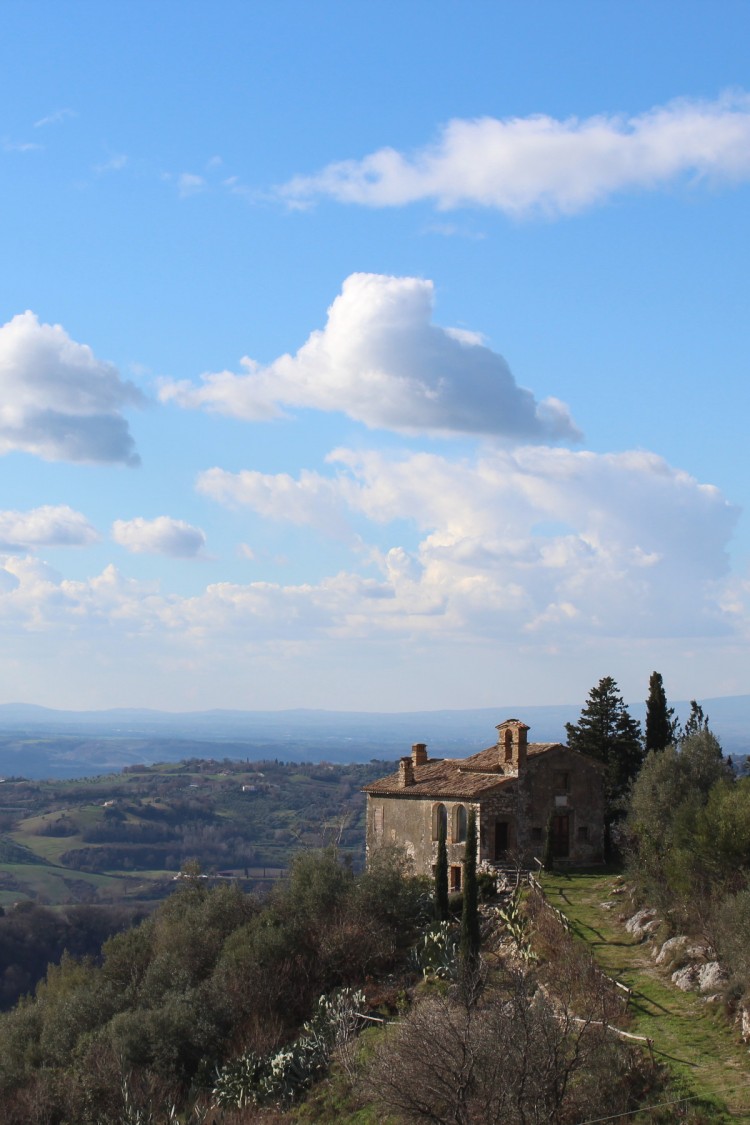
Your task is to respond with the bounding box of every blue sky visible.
[0,0,749,711]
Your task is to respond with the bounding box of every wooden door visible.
[552,814,569,857]
[494,821,509,859]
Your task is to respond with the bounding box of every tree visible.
[644,671,677,752]
[683,699,709,740]
[435,814,449,922]
[460,809,480,969]
[365,974,635,1125]
[542,811,555,872]
[565,677,643,854]
[626,728,733,916]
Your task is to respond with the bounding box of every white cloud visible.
[178,173,206,198]
[112,516,206,558]
[3,139,42,153]
[93,154,128,174]
[198,444,739,640]
[34,108,76,128]
[280,91,750,216]
[0,506,99,552]
[0,436,744,708]
[0,312,144,464]
[161,273,579,441]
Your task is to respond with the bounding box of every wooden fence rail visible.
[526,871,632,1008]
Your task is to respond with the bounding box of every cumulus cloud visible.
[0,312,144,464]
[112,516,206,558]
[198,444,739,639]
[161,273,579,441]
[178,173,206,197]
[0,506,99,552]
[280,92,750,216]
[0,435,743,709]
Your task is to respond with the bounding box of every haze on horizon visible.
[1,2,748,713]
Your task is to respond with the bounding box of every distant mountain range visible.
[0,696,746,779]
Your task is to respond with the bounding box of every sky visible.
[0,0,749,713]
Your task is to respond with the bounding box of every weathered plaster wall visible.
[366,795,477,877]
[366,746,605,871]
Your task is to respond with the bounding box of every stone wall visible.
[366,794,478,877]
[525,748,605,864]
[365,747,605,872]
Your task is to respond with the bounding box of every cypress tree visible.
[683,699,709,740]
[645,671,677,752]
[460,808,480,967]
[565,676,643,856]
[542,811,555,872]
[435,812,449,922]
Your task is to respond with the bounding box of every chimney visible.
[399,756,415,787]
[412,742,428,767]
[495,719,529,773]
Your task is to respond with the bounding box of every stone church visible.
[363,719,605,887]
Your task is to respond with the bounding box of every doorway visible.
[552,815,570,858]
[494,821,509,859]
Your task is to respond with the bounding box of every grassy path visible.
[540,871,750,1122]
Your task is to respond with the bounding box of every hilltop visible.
[0,696,747,778]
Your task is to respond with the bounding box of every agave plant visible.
[212,987,366,1109]
[410,921,459,980]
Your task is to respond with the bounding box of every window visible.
[432,803,448,841]
[577,825,589,842]
[450,865,462,893]
[453,804,468,843]
[531,826,543,842]
[553,770,570,793]
[503,729,513,762]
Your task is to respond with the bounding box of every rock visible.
[600,901,616,910]
[686,943,711,960]
[697,962,727,994]
[672,965,699,991]
[740,1005,750,1043]
[625,908,659,940]
[655,935,689,965]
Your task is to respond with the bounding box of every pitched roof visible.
[362,741,565,799]
[459,741,563,772]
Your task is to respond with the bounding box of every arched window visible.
[432,803,448,841]
[503,729,513,762]
[453,804,468,843]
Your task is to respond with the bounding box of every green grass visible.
[0,862,126,902]
[540,869,750,1122]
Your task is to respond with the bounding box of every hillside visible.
[0,696,747,778]
[0,757,384,909]
[540,870,750,1122]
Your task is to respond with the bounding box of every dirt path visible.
[541,871,750,1122]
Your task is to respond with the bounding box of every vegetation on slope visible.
[0,757,386,909]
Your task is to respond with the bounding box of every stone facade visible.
[363,719,605,880]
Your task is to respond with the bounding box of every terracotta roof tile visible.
[362,739,603,799]
[459,741,564,772]
[362,758,514,799]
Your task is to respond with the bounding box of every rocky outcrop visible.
[624,908,660,940]
[672,965,700,991]
[670,959,727,995]
[654,935,689,965]
[697,962,728,994]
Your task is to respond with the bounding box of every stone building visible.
[363,719,604,886]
